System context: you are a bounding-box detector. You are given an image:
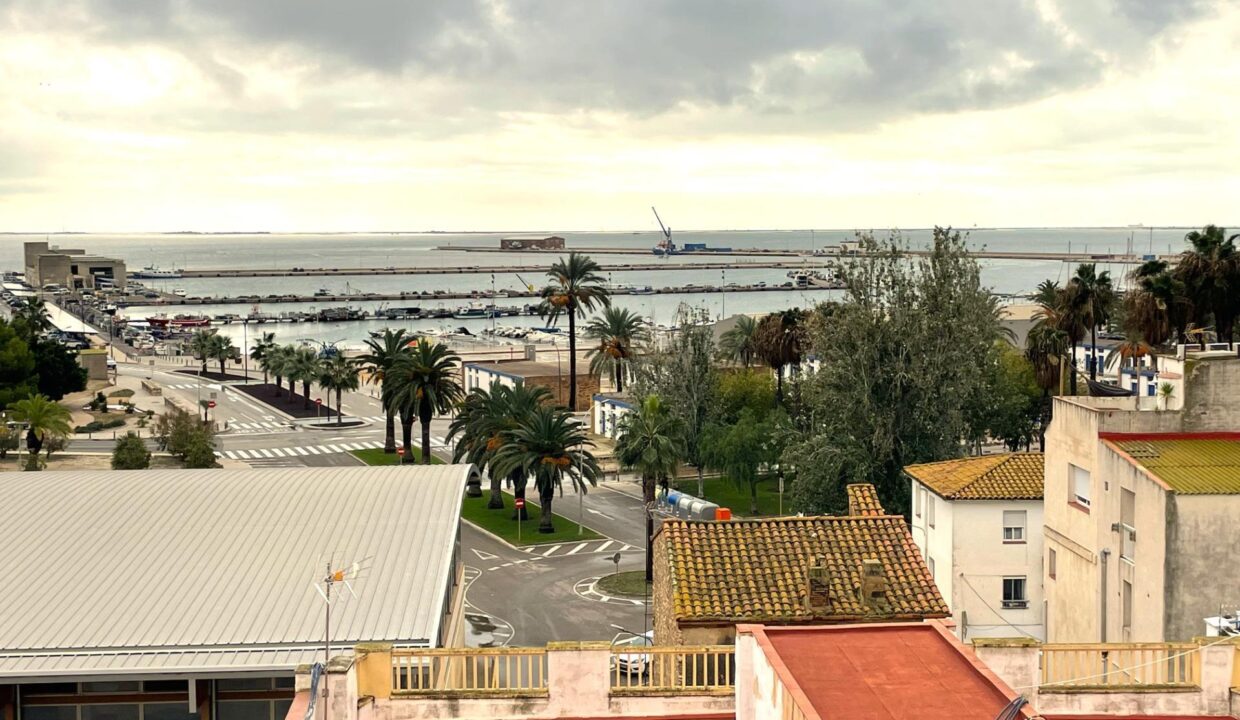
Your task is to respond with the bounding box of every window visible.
[927,493,935,528]
[913,485,921,517]
[1003,510,1027,542]
[22,708,78,720]
[1048,548,1057,579]
[1071,464,1091,508]
[141,705,197,720]
[1120,489,1136,561]
[1122,580,1133,630]
[81,682,140,694]
[81,706,138,720]
[927,556,936,581]
[1002,577,1028,608]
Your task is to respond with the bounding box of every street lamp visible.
[242,318,249,379]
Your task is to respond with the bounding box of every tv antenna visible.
[651,206,676,257]
[311,556,369,720]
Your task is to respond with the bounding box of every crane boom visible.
[651,206,671,238]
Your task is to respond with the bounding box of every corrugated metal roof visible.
[0,648,321,680]
[0,466,471,677]
[1108,437,1240,494]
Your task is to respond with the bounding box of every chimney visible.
[858,559,889,612]
[805,563,831,614]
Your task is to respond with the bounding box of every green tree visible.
[318,353,360,425]
[614,395,683,581]
[782,228,1007,515]
[384,339,463,464]
[249,331,277,383]
[154,406,215,460]
[1176,225,1240,348]
[584,306,648,392]
[539,253,611,410]
[183,434,217,468]
[358,328,410,452]
[0,320,37,409]
[1068,264,1115,381]
[714,368,776,423]
[9,394,72,471]
[491,405,600,533]
[968,342,1041,452]
[701,408,786,515]
[262,344,293,396]
[111,432,151,469]
[288,346,322,408]
[1024,320,1066,450]
[188,330,214,373]
[631,312,717,496]
[753,309,807,404]
[209,334,238,376]
[717,315,759,367]
[1127,260,1189,350]
[14,298,52,342]
[31,339,87,400]
[449,381,554,515]
[0,424,18,458]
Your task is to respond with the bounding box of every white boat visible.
[132,265,184,279]
[172,288,188,297]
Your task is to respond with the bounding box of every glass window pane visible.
[217,679,273,692]
[217,700,270,720]
[272,677,295,690]
[273,700,291,720]
[23,684,79,696]
[142,703,197,720]
[82,683,140,694]
[22,707,78,720]
[142,682,187,694]
[82,705,139,720]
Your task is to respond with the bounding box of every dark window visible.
[142,681,187,693]
[217,679,273,692]
[142,704,197,720]
[23,684,79,696]
[1002,577,1028,608]
[81,682,140,694]
[81,705,138,720]
[22,707,78,720]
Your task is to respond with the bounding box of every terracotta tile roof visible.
[846,483,885,515]
[661,515,949,623]
[1106,434,1240,494]
[904,453,1043,500]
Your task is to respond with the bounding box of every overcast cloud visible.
[0,0,1235,231]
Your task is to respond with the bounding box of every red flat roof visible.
[753,622,1030,720]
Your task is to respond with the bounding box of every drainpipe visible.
[1100,549,1111,643]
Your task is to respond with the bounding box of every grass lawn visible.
[672,474,789,517]
[597,571,649,598]
[460,492,601,545]
[350,447,442,465]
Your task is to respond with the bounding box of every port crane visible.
[652,206,677,257]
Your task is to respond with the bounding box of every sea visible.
[1,228,1193,349]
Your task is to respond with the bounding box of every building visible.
[24,242,126,290]
[591,393,633,439]
[463,359,598,410]
[906,453,1046,641]
[0,465,476,720]
[499,236,565,251]
[1043,349,1240,643]
[652,484,949,646]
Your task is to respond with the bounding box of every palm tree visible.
[1176,225,1240,348]
[318,354,360,426]
[263,344,292,397]
[491,405,600,533]
[15,298,52,341]
[449,381,554,514]
[188,330,214,373]
[1068,264,1115,382]
[614,395,683,582]
[209,334,237,376]
[539,253,611,411]
[288,346,322,408]
[1125,260,1188,353]
[250,332,277,383]
[357,328,410,453]
[718,315,759,367]
[9,394,72,471]
[584,307,648,392]
[1024,321,1067,451]
[753,309,806,403]
[1105,332,1152,398]
[384,339,463,464]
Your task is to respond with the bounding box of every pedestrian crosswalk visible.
[227,420,292,433]
[517,539,637,558]
[216,441,384,460]
[165,382,222,390]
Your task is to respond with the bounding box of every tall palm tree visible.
[539,253,611,411]
[584,307,648,392]
[1105,332,1153,397]
[15,298,52,341]
[1176,225,1240,348]
[752,309,806,403]
[262,344,292,397]
[9,394,72,471]
[718,314,759,367]
[357,328,410,453]
[1024,321,1067,451]
[209,334,237,376]
[1125,260,1188,353]
[384,339,463,464]
[614,395,683,582]
[491,405,600,533]
[188,330,214,373]
[449,381,553,514]
[1069,264,1115,382]
[288,346,322,408]
[250,331,277,383]
[318,354,360,426]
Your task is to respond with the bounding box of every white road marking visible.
[585,508,613,519]
[596,540,615,552]
[540,546,559,557]
[567,543,588,555]
[325,444,344,452]
[305,446,322,454]
[294,447,310,455]
[259,449,274,458]
[472,549,499,561]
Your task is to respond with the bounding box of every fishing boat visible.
[131,265,184,279]
[147,313,211,329]
[453,303,500,320]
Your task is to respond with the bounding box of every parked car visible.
[609,631,653,675]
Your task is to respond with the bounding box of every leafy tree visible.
[491,405,600,533]
[0,424,19,458]
[1024,321,1066,450]
[318,353,360,425]
[701,408,786,515]
[358,328,409,452]
[753,309,807,404]
[384,339,463,464]
[449,381,553,515]
[967,342,1041,452]
[782,228,1008,516]
[9,394,72,471]
[718,315,759,367]
[31,338,86,400]
[14,298,52,342]
[614,395,683,581]
[250,331,277,382]
[155,406,215,461]
[112,432,151,469]
[183,434,217,468]
[584,306,648,392]
[0,320,36,409]
[631,312,717,496]
[1175,225,1240,348]
[539,253,611,410]
[714,368,776,423]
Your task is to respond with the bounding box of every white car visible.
[610,631,653,675]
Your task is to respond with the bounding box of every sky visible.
[0,0,1237,233]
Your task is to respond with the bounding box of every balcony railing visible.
[610,645,734,694]
[391,647,548,696]
[1040,643,1200,689]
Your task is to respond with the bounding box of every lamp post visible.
[242,319,249,380]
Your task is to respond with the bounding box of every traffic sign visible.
[207,400,216,408]
[514,497,525,509]
[315,398,322,405]
[397,447,405,456]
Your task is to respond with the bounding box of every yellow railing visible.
[391,647,548,695]
[1040,643,1200,689]
[610,645,735,694]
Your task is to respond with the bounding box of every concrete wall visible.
[1165,493,1240,641]
[950,500,1045,641]
[910,480,955,610]
[651,529,681,646]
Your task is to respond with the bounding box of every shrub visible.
[111,432,151,470]
[74,418,127,434]
[183,435,217,468]
[0,426,18,459]
[108,389,135,398]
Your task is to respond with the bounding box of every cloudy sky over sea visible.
[1,0,1237,232]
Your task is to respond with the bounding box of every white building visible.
[591,393,633,439]
[906,453,1046,641]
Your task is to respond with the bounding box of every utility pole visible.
[324,560,331,720]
